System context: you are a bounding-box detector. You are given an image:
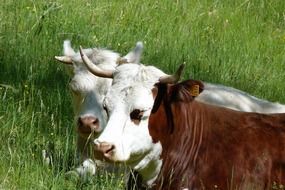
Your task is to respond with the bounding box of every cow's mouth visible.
[93,144,116,163]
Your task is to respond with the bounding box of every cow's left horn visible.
[54,56,73,64]
[79,46,114,78]
[159,63,185,84]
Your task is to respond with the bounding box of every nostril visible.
[104,144,115,159]
[105,144,115,155]
[77,116,100,134]
[92,118,98,125]
[96,142,115,157]
[78,116,98,127]
[90,118,100,132]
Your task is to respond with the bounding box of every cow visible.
[147,78,285,189]
[79,50,285,189]
[54,40,143,177]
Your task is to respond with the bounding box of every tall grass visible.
[0,0,284,189]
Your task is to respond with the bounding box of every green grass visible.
[0,0,285,189]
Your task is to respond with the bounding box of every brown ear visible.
[185,79,204,98]
[167,79,204,102]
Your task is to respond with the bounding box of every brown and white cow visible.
[54,40,143,177]
[79,49,285,189]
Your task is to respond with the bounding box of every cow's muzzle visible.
[77,116,101,137]
[93,140,115,161]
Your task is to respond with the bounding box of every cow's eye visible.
[103,102,109,116]
[130,109,144,123]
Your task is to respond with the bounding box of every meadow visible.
[0,0,284,189]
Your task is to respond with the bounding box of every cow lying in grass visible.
[54,40,143,177]
[79,49,285,189]
[149,78,285,189]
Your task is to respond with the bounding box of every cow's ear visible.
[123,41,143,64]
[63,40,76,56]
[169,79,204,101]
[184,79,204,98]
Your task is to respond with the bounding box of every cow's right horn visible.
[159,63,185,84]
[79,46,114,78]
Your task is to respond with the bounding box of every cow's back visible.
[198,82,285,113]
[151,97,285,190]
[189,102,285,189]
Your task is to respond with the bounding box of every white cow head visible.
[79,48,184,183]
[55,40,143,139]
[94,64,163,163]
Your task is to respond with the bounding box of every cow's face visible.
[69,58,114,139]
[55,41,118,139]
[92,63,165,166]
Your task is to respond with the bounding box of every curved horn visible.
[54,56,73,65]
[79,46,114,78]
[159,63,186,84]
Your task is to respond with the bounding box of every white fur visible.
[198,82,285,113]
[63,40,118,134]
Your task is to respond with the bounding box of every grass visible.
[0,0,285,189]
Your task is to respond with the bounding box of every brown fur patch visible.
[146,79,285,190]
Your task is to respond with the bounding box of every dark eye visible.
[130,109,144,123]
[103,102,109,116]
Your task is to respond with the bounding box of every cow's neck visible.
[133,142,162,187]
[149,99,208,188]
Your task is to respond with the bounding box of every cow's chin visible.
[93,150,126,163]
[108,150,151,168]
[125,153,148,168]
[93,149,143,166]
